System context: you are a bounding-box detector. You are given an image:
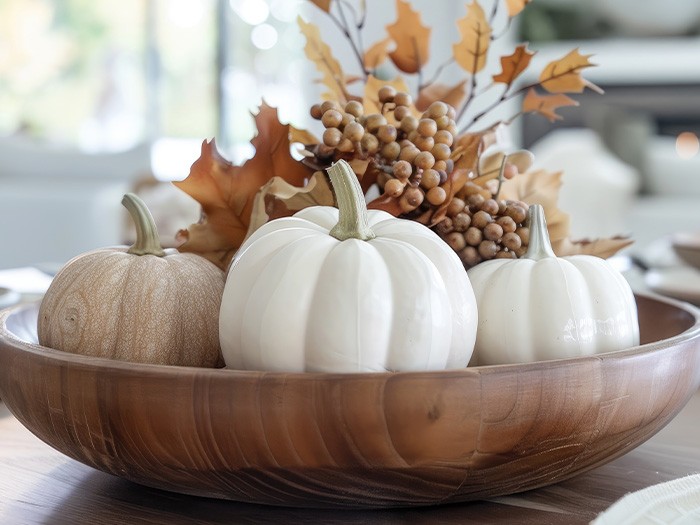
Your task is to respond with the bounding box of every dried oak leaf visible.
[289,125,319,146]
[416,80,468,112]
[522,88,579,122]
[298,16,348,102]
[506,0,531,17]
[174,104,314,270]
[453,1,492,75]
[493,44,535,87]
[498,169,570,244]
[386,0,431,74]
[539,49,603,94]
[364,37,393,70]
[552,236,633,259]
[246,171,334,240]
[451,130,495,173]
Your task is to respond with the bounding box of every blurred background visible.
[1,0,700,285]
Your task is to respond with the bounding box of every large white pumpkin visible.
[467,204,639,365]
[219,160,477,373]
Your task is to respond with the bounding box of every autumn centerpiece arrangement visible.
[38,0,640,372]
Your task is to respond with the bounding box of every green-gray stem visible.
[327,160,376,242]
[524,204,555,261]
[122,193,166,257]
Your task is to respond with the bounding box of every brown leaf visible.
[174,104,314,270]
[416,80,468,112]
[246,171,334,239]
[364,37,393,70]
[453,1,492,75]
[298,16,348,102]
[492,44,535,86]
[386,0,431,74]
[451,131,490,173]
[362,74,412,115]
[553,236,634,259]
[506,0,531,17]
[308,0,332,12]
[499,169,570,243]
[522,88,579,122]
[539,48,602,94]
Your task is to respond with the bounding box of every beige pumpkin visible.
[38,193,225,367]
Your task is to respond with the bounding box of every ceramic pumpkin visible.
[38,193,225,367]
[219,160,478,373]
[467,204,639,365]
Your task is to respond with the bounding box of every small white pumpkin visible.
[467,204,639,365]
[219,160,478,373]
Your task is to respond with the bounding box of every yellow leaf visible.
[362,74,412,115]
[539,48,601,94]
[386,0,431,73]
[298,16,347,102]
[364,37,393,70]
[492,44,535,86]
[453,1,492,75]
[522,88,579,122]
[308,0,332,12]
[506,0,531,17]
[499,169,570,243]
[416,80,468,112]
[552,236,634,259]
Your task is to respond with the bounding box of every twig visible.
[461,81,538,132]
[327,7,369,78]
[419,57,456,92]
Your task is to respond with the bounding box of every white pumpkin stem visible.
[524,204,556,261]
[327,160,376,242]
[122,193,166,257]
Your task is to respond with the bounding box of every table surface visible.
[1,390,699,525]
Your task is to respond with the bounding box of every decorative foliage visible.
[173,0,630,270]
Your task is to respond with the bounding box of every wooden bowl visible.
[1,294,700,509]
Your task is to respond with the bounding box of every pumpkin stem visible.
[327,160,376,242]
[524,204,556,261]
[122,193,166,257]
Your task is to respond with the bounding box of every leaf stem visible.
[327,160,376,241]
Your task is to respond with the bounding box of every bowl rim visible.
[2,291,699,380]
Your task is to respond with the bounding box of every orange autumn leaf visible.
[174,104,314,270]
[453,1,492,75]
[492,44,535,86]
[522,88,579,122]
[308,0,332,12]
[298,16,348,102]
[364,37,393,70]
[506,0,531,17]
[539,48,602,94]
[386,0,431,74]
[416,80,468,112]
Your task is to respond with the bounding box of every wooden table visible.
[1,391,699,525]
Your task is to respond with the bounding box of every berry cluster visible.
[310,87,459,214]
[436,186,530,268]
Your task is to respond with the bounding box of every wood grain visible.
[0,294,699,509]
